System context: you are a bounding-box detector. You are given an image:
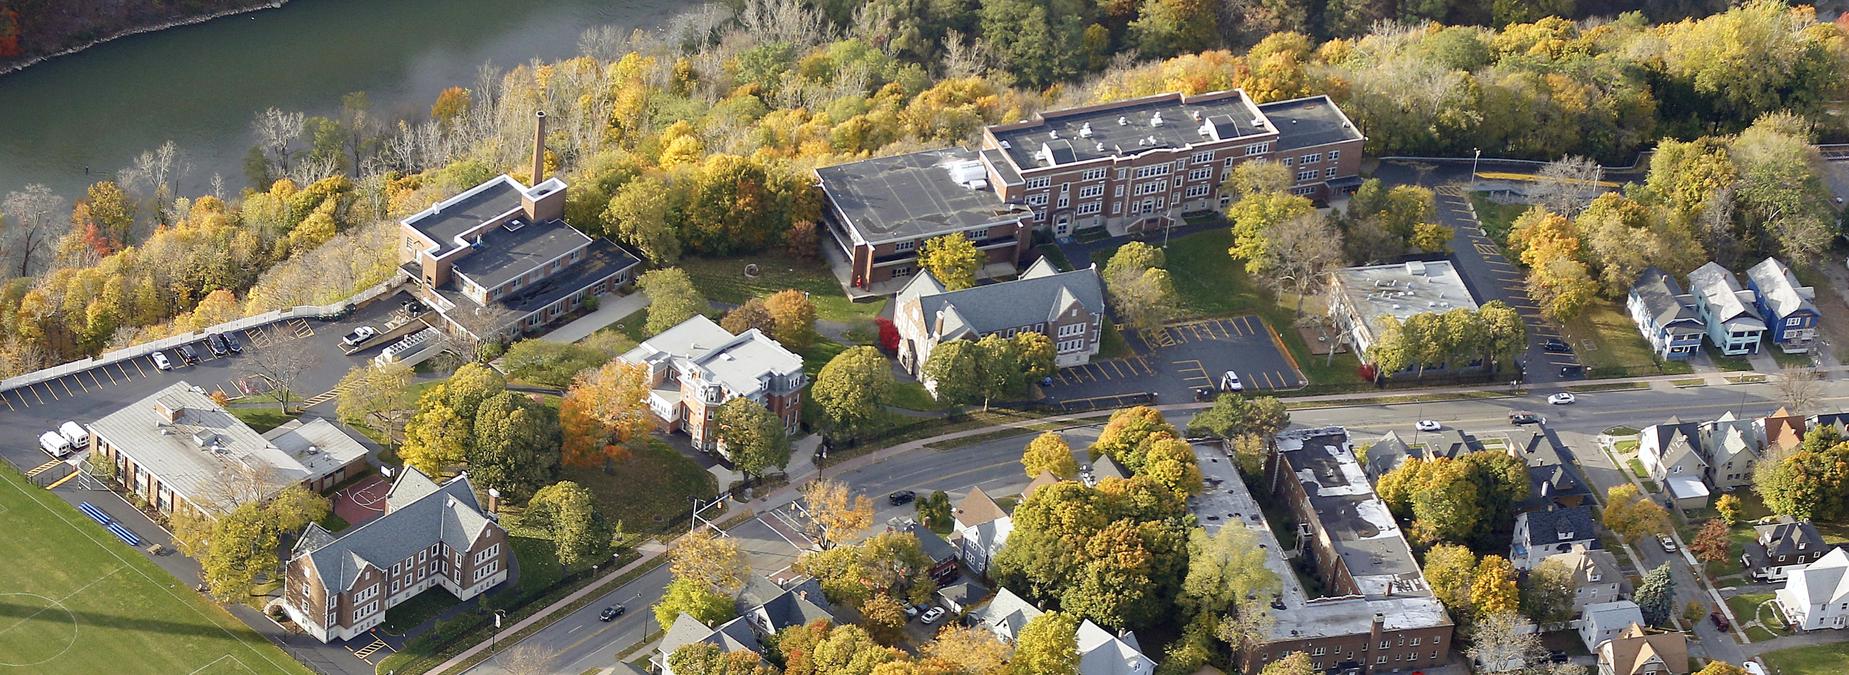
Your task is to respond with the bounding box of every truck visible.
[38,431,73,459]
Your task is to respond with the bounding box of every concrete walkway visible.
[538,292,649,344]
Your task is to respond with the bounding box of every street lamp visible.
[1471,148,1482,190]
[490,609,507,658]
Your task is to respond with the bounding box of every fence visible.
[0,270,410,396]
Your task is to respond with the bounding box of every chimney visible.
[531,110,547,184]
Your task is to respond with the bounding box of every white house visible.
[1579,601,1644,653]
[1077,619,1156,675]
[952,487,1013,576]
[1776,547,1849,631]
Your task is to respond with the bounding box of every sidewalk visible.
[538,292,649,344]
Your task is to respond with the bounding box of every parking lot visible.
[1044,315,1304,410]
[0,291,425,475]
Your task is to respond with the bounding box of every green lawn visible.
[1771,348,1816,369]
[1614,438,1639,454]
[1036,243,1074,271]
[1468,193,1527,249]
[1706,353,1756,372]
[1560,300,1693,378]
[561,438,717,534]
[679,253,885,323]
[0,465,313,674]
[889,381,950,413]
[1760,639,1849,674]
[229,406,292,433]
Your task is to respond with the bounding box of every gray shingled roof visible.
[294,468,493,592]
[906,258,1105,340]
[1630,267,1701,329]
[1520,506,1596,549]
[1688,262,1766,329]
[988,90,1271,169]
[1754,519,1826,558]
[1747,257,1818,319]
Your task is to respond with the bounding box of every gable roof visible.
[1746,257,1817,319]
[938,580,993,609]
[658,614,763,664]
[294,468,493,592]
[1024,471,1063,498]
[1093,455,1131,481]
[1700,411,1760,465]
[1645,419,1707,471]
[904,261,1105,339]
[1582,601,1644,638]
[1423,429,1475,460]
[1542,545,1621,588]
[749,578,836,633]
[1518,506,1596,551]
[1762,407,1808,451]
[1076,619,1155,675]
[1630,267,1702,328]
[1600,624,1688,675]
[1688,262,1766,329]
[1782,547,1849,610]
[1364,431,1412,478]
[912,527,958,563]
[973,587,1044,641]
[956,486,1009,530]
[1757,519,1827,558]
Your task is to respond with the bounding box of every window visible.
[1291,186,1315,195]
[1185,184,1211,198]
[1079,185,1103,199]
[391,579,400,593]
[1082,167,1107,181]
[892,266,914,278]
[1114,185,1124,198]
[1789,317,1805,327]
[1116,168,1127,180]
[1377,656,1389,665]
[1296,169,1317,182]
[1059,183,1069,194]
[1056,338,1084,353]
[1282,157,1293,166]
[1057,195,1069,208]
[1410,638,1421,647]
[474,543,500,564]
[392,563,400,576]
[358,600,380,618]
[1134,181,1166,196]
[1058,323,1086,337]
[1035,323,1045,332]
[1302,153,1322,164]
[1329,149,1340,161]
[474,559,501,582]
[354,583,380,604]
[1325,167,1338,178]
[1247,142,1270,155]
[1380,641,1390,650]
[1033,209,1045,222]
[1026,177,1050,189]
[1187,167,1213,182]
[1172,177,1182,189]
[419,550,427,563]
[1192,151,1214,164]
[1133,164,1172,179]
[1027,193,1049,206]
[1311,648,1326,657]
[1225,157,1236,169]
[1077,202,1101,215]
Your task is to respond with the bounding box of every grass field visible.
[1761,639,1849,674]
[679,253,885,324]
[1560,301,1693,377]
[0,467,311,675]
[562,438,717,533]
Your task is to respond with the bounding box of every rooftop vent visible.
[1117,116,1128,126]
[502,218,526,232]
[1150,112,1165,127]
[1048,129,1059,139]
[1191,109,1203,121]
[1404,260,1428,276]
[1078,122,1093,138]
[1250,117,1265,128]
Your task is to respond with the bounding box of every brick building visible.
[893,257,1107,385]
[816,90,1364,294]
[619,315,805,454]
[282,468,509,643]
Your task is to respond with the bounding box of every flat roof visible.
[450,217,592,290]
[1333,260,1480,340]
[1277,428,1426,595]
[1259,96,1365,151]
[429,238,640,338]
[817,148,1029,244]
[403,176,525,251]
[989,90,1271,170]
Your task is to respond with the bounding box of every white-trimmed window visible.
[1056,338,1084,353]
[1057,323,1086,337]
[1033,209,1045,222]
[1282,157,1293,166]
[1192,151,1214,164]
[1187,167,1213,182]
[1057,195,1069,208]
[1296,169,1317,182]
[1077,201,1102,215]
[1134,181,1165,196]
[474,559,501,582]
[1082,167,1107,181]
[894,240,916,252]
[1027,193,1049,206]
[1079,185,1103,199]
[1329,149,1340,161]
[1302,153,1321,164]
[1185,184,1211,198]
[354,583,380,603]
[1247,142,1270,155]
[1113,185,1124,198]
[1325,167,1338,178]
[358,600,380,618]
[1026,177,1050,189]
[1133,164,1172,179]
[1292,186,1315,195]
[474,543,500,564]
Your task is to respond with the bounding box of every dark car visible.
[888,490,916,506]
[176,343,200,365]
[1542,338,1573,354]
[1548,651,1569,664]
[223,332,243,354]
[599,605,625,622]
[205,333,229,357]
[1710,611,1731,631]
[402,299,427,316]
[1559,365,1585,378]
[1509,411,1543,425]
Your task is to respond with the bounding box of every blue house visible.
[1626,267,1704,361]
[1687,262,1766,356]
[1746,257,1819,354]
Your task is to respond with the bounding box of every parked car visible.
[904,604,921,619]
[1220,371,1244,392]
[1710,611,1731,631]
[888,490,916,506]
[1415,420,1441,432]
[1548,392,1577,405]
[920,607,946,625]
[223,331,242,354]
[599,605,625,622]
[402,299,427,316]
[342,325,378,347]
[151,351,173,371]
[1543,338,1573,354]
[1509,411,1544,425]
[176,343,200,365]
[38,431,73,459]
[1658,535,1678,553]
[58,421,88,450]
[1559,365,1586,378]
[205,333,229,357]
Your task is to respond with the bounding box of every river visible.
[0,0,685,202]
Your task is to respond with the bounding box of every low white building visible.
[1327,260,1480,366]
[1776,547,1849,631]
[1578,601,1644,653]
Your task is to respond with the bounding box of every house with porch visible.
[1511,506,1599,570]
[619,315,804,455]
[1626,267,1704,361]
[1743,518,1830,582]
[1776,547,1849,631]
[1686,262,1766,356]
[1638,418,1710,509]
[1541,545,1624,613]
[952,487,1013,576]
[1595,624,1687,675]
[1698,411,1760,491]
[1746,257,1819,353]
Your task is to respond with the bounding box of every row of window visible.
[473,558,501,583]
[1281,150,1340,167]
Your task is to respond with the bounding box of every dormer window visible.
[1588,570,1601,582]
[1800,541,1808,550]
[1560,531,1574,540]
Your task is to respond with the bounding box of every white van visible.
[58,421,88,450]
[38,431,72,459]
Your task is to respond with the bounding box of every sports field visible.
[0,467,312,674]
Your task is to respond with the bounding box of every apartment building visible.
[1328,260,1480,366]
[816,90,1364,294]
[893,257,1106,385]
[1243,427,1454,674]
[282,468,509,643]
[619,315,805,454]
[87,382,369,518]
[400,112,641,345]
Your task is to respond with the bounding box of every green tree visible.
[1227,192,1316,274]
[1520,558,1578,625]
[714,397,791,479]
[979,0,1061,88]
[1022,432,1078,479]
[924,339,981,404]
[1223,160,1293,199]
[199,502,281,602]
[500,340,613,388]
[1010,611,1079,675]
[1127,0,1220,58]
[639,267,708,334]
[919,232,984,290]
[668,643,777,675]
[469,391,562,501]
[1180,525,1280,618]
[1103,242,1182,332]
[1091,406,1179,471]
[654,577,736,631]
[1186,394,1289,443]
[719,298,774,335]
[334,361,415,442]
[763,289,817,348]
[917,490,953,532]
[603,175,683,265]
[524,481,615,568]
[811,346,896,439]
[1635,563,1676,627]
[399,400,472,477]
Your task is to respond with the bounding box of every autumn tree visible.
[764,288,817,348]
[1690,519,1732,566]
[861,593,909,644]
[569,360,651,444]
[1102,242,1182,332]
[334,361,415,443]
[801,479,874,548]
[1520,558,1578,626]
[715,396,791,479]
[524,481,616,568]
[1180,525,1279,618]
[1695,662,1748,675]
[811,346,895,439]
[918,232,983,290]
[720,298,775,335]
[1091,406,1179,471]
[1022,432,1078,479]
[1470,555,1521,621]
[922,625,1011,674]
[1010,611,1079,675]
[1261,652,1315,675]
[1716,494,1744,525]
[1603,484,1670,544]
[1465,611,1545,672]
[603,175,683,265]
[670,529,750,595]
[639,267,709,334]
[655,577,736,630]
[430,86,470,128]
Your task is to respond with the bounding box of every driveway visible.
[1042,316,1302,410]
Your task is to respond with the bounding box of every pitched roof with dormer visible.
[1630,267,1702,329]
[1700,410,1760,467]
[1645,418,1707,472]
[956,486,1009,531]
[1761,407,1808,452]
[1779,546,1849,613]
[1599,623,1689,675]
[1747,257,1817,320]
[1517,506,1597,558]
[1688,262,1766,330]
[1542,545,1621,588]
[292,468,494,592]
[898,258,1105,340]
[1077,619,1156,675]
[973,587,1045,641]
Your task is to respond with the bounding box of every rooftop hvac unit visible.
[1150,112,1164,126]
[1078,122,1093,138]
[503,218,526,232]
[1117,116,1128,126]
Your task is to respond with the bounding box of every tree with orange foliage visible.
[560,360,650,467]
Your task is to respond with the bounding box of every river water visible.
[0,0,683,202]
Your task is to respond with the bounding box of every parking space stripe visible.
[36,383,54,402]
[59,377,74,396]
[0,391,13,411]
[69,375,87,394]
[1107,360,1126,378]
[11,389,28,408]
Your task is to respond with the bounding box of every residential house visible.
[938,579,992,615]
[1507,429,1592,513]
[952,487,1013,576]
[1744,519,1830,582]
[1626,267,1705,361]
[1328,260,1482,369]
[1252,428,1454,675]
[400,113,640,346]
[1638,418,1710,510]
[1362,430,1412,481]
[816,91,1364,294]
[1511,506,1599,570]
[893,258,1106,381]
[1024,470,1062,498]
[89,382,369,519]
[911,526,961,582]
[1700,411,1760,491]
[1596,624,1689,675]
[1776,546,1849,630]
[619,315,804,454]
[1758,407,1808,454]
[1420,428,1475,460]
[1809,412,1849,437]
[281,468,509,643]
[1579,601,1645,653]
[654,614,765,675]
[1687,262,1766,356]
[1086,455,1131,486]
[1746,257,1819,353]
[1077,619,1157,675]
[1541,545,1625,613]
[972,587,1045,643]
[736,576,836,637]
